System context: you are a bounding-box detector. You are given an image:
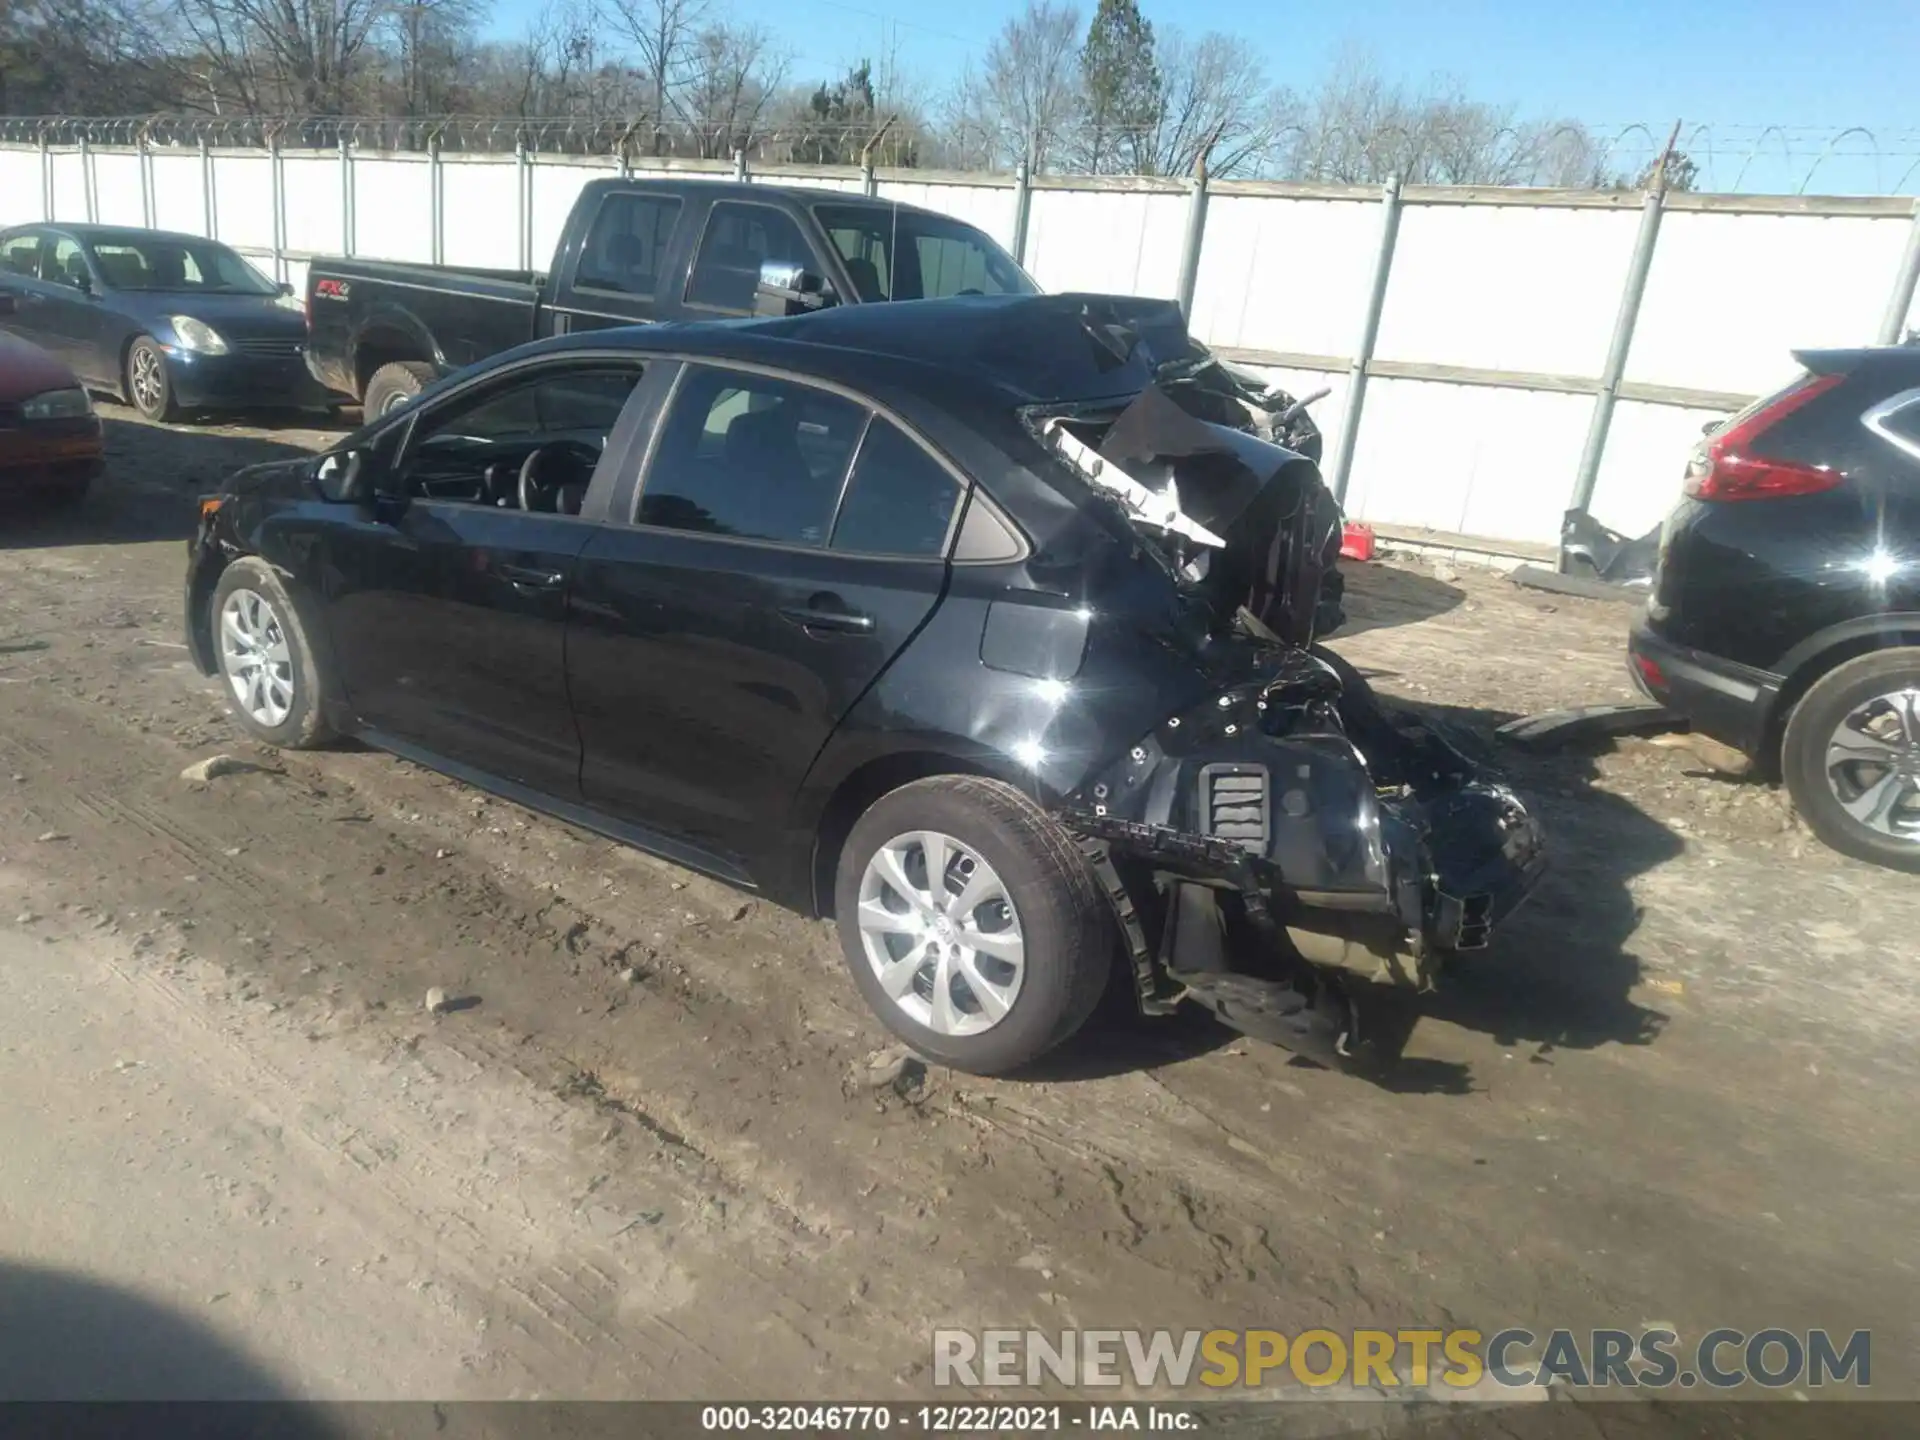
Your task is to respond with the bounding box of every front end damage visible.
[1032,322,1546,1066]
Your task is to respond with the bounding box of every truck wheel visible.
[125,337,176,422]
[363,361,437,418]
[210,558,336,750]
[833,776,1111,1075]
[1781,648,1920,873]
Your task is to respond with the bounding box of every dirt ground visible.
[0,406,1915,1413]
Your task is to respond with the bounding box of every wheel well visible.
[1765,629,1920,774]
[809,752,994,919]
[354,330,430,398]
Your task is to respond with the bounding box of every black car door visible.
[320,354,649,799]
[567,362,965,883]
[545,188,686,336]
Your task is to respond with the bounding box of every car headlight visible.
[170,316,229,354]
[20,387,93,421]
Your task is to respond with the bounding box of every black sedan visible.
[183,294,1544,1074]
[1629,342,1920,872]
[0,223,340,422]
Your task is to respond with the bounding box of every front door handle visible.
[499,563,564,591]
[780,601,874,634]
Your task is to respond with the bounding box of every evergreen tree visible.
[1079,0,1159,173]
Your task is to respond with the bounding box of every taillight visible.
[1684,372,1845,501]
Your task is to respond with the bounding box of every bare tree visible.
[1281,52,1596,187]
[1144,29,1282,177]
[949,0,1082,171]
[603,0,706,150]
[388,0,477,116]
[175,0,389,113]
[681,21,784,157]
[1,0,181,112]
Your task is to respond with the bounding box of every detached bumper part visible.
[1063,650,1546,1066]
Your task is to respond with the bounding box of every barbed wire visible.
[2,114,1917,192]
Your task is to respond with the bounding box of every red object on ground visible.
[1339,522,1376,562]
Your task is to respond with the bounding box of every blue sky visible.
[487,0,1920,193]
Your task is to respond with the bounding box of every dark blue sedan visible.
[0,223,343,422]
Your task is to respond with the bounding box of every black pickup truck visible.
[304,177,1039,415]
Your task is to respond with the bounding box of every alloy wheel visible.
[219,588,295,728]
[1824,688,1920,843]
[130,346,165,413]
[855,830,1026,1037]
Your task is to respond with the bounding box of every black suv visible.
[1629,343,1920,871]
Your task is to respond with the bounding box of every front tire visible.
[363,361,438,418]
[834,776,1111,1075]
[210,558,336,750]
[125,337,175,422]
[1781,648,1920,873]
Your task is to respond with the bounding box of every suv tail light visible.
[1684,372,1845,501]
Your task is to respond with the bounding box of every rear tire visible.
[1781,647,1920,873]
[363,361,438,418]
[210,557,336,750]
[833,776,1111,1075]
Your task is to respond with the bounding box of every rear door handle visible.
[780,603,874,634]
[498,564,564,591]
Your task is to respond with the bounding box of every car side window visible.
[831,420,963,557]
[638,365,865,545]
[0,233,41,279]
[685,203,816,313]
[575,192,683,297]
[44,237,88,290]
[395,364,644,508]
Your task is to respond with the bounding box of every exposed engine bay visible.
[1031,321,1546,1068]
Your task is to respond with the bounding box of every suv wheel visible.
[211,558,336,750]
[833,776,1111,1075]
[1781,647,1920,872]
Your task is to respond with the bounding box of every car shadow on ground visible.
[1023,697,1677,1095]
[1327,559,1466,639]
[0,415,315,550]
[0,1261,321,1409]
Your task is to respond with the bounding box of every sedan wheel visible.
[856,830,1026,1037]
[833,776,1110,1075]
[208,557,336,750]
[220,588,295,728]
[126,337,175,421]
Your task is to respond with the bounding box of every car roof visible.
[577,176,961,227]
[528,293,1189,409]
[6,222,233,248]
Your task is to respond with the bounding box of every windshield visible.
[85,234,278,295]
[812,205,1036,303]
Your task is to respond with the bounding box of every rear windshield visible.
[813,205,1035,303]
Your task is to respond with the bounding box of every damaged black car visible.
[182,292,1544,1075]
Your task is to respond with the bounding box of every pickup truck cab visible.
[304,177,1038,415]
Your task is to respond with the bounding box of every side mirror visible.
[313,449,370,502]
[754,260,834,317]
[70,271,92,296]
[278,281,294,297]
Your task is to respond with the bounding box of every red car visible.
[0,294,103,504]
